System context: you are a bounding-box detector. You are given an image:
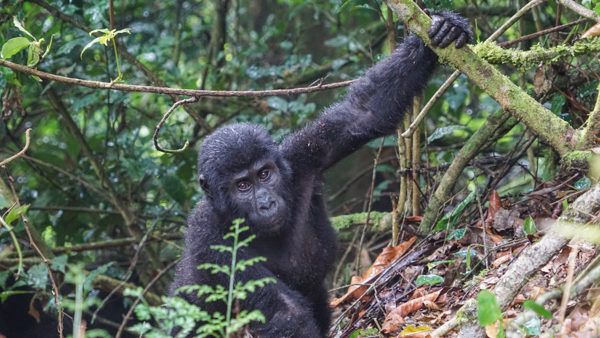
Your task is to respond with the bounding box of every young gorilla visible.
[171,11,472,337]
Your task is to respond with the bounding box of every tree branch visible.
[387,0,576,156]
[0,128,32,167]
[558,0,600,22]
[0,59,352,98]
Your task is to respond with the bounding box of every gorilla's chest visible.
[254,206,336,289]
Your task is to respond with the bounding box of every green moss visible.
[473,38,600,69]
[561,150,592,171]
[330,211,390,231]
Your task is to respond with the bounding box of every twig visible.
[579,82,600,148]
[499,18,589,47]
[5,180,64,338]
[0,59,353,98]
[0,128,32,167]
[153,97,197,153]
[401,0,545,138]
[115,259,179,338]
[558,243,579,332]
[418,110,512,233]
[558,0,600,22]
[91,219,159,323]
[355,138,385,272]
[0,212,24,278]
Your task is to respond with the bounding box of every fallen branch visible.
[430,184,600,337]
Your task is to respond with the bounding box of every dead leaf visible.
[485,191,501,225]
[491,253,512,268]
[512,294,526,305]
[533,66,554,96]
[485,322,499,338]
[382,290,442,334]
[423,300,440,310]
[405,215,423,223]
[410,287,429,300]
[331,237,417,307]
[582,23,600,38]
[492,208,521,232]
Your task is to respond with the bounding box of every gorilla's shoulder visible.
[184,200,222,243]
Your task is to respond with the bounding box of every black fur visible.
[170,12,472,338]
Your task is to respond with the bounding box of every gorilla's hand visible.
[428,11,473,48]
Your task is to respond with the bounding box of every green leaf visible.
[27,43,41,67]
[42,34,54,58]
[267,97,288,112]
[161,174,188,206]
[574,176,592,190]
[26,263,49,289]
[523,216,537,236]
[51,255,68,273]
[80,36,103,59]
[1,37,31,59]
[4,204,29,225]
[447,228,467,240]
[476,290,502,326]
[523,300,552,319]
[415,274,444,286]
[12,17,36,40]
[434,191,475,231]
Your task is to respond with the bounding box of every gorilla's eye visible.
[237,180,252,191]
[258,169,271,181]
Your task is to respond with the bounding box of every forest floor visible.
[330,173,599,338]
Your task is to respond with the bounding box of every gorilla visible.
[171,11,472,337]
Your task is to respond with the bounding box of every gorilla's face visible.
[227,159,290,234]
[198,123,292,236]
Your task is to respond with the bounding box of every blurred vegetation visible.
[0,0,599,336]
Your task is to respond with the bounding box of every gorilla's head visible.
[198,123,292,235]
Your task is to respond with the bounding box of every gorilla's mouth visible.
[249,208,288,235]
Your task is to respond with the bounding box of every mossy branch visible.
[474,38,600,68]
[387,0,576,156]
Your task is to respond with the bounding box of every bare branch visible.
[0,128,32,167]
[558,0,600,22]
[0,59,353,98]
[153,97,198,153]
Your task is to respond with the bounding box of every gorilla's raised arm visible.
[281,12,471,172]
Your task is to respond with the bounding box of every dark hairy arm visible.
[281,11,471,172]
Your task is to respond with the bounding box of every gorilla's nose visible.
[259,200,276,211]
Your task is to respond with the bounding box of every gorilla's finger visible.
[455,32,469,48]
[428,16,445,39]
[438,26,461,48]
[431,21,452,46]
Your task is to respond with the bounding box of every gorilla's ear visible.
[199,174,209,192]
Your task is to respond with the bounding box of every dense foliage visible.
[1,0,599,336]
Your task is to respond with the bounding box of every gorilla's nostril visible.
[260,200,276,211]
